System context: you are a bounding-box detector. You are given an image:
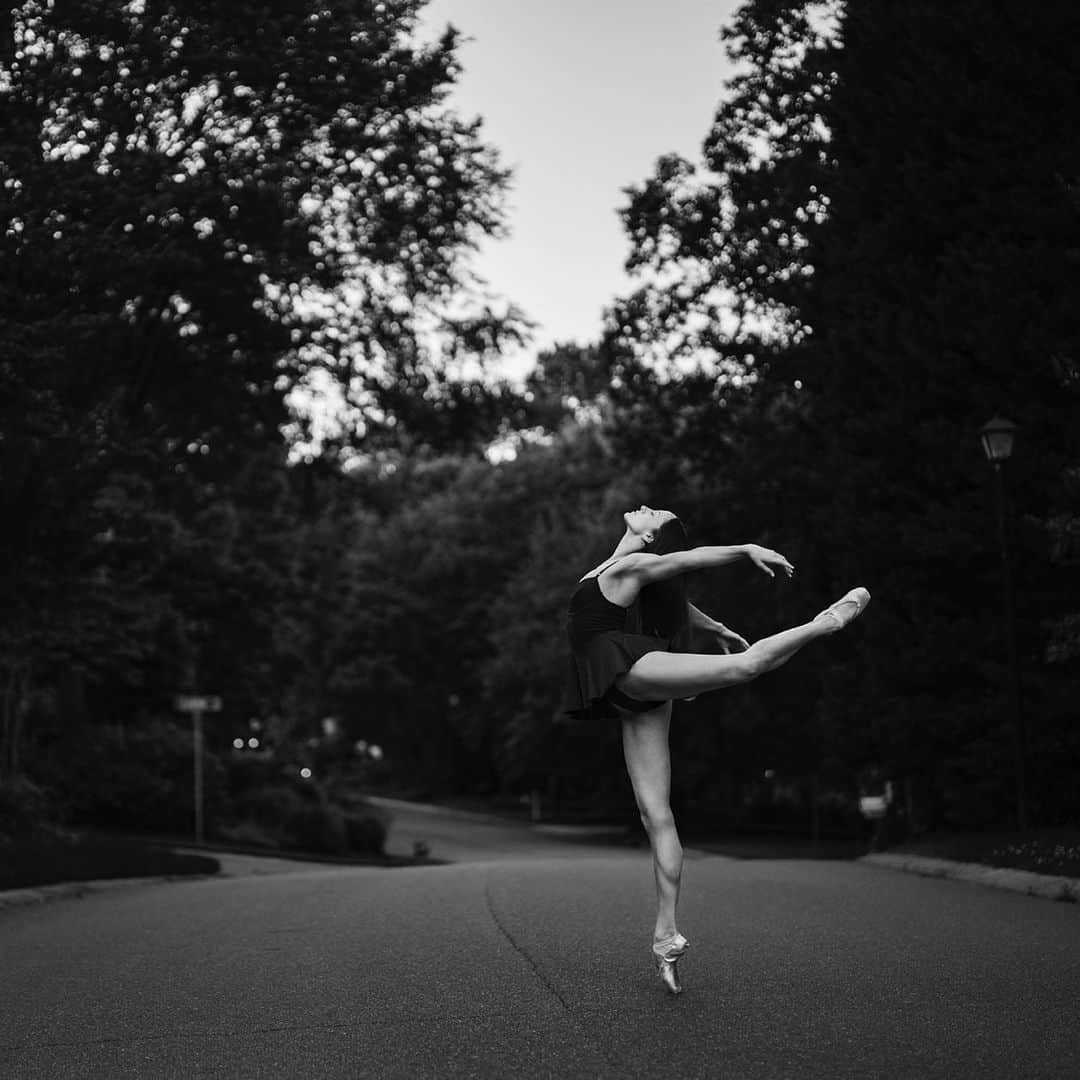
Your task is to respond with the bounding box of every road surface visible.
[2,801,1078,1078]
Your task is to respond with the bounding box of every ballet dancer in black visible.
[564,505,870,994]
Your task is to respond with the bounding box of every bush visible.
[226,755,284,798]
[0,776,54,839]
[345,811,387,855]
[225,782,387,856]
[214,819,282,850]
[231,785,307,831]
[27,719,227,834]
[287,802,349,854]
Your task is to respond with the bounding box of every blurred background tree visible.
[2,0,1077,845]
[0,0,525,784]
[598,0,1080,831]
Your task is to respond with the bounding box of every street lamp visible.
[979,416,1016,463]
[979,416,1026,830]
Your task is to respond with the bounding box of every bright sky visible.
[417,0,744,380]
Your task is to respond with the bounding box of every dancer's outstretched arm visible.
[624,543,795,585]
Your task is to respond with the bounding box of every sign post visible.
[174,694,222,843]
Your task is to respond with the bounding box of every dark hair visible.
[639,516,690,642]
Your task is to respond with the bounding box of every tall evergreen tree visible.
[801,0,1080,827]
[609,0,1080,827]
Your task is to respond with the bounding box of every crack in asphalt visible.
[482,873,629,1077]
[482,876,572,1014]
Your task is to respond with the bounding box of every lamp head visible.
[980,416,1016,463]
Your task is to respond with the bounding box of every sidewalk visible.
[861,851,1080,903]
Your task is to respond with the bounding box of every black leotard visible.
[562,568,668,721]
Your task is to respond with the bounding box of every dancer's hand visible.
[712,625,750,654]
[746,544,795,579]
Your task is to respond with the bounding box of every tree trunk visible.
[1,661,29,781]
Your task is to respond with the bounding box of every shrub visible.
[27,719,227,834]
[0,776,53,839]
[227,782,386,856]
[287,802,349,854]
[226,755,283,799]
[214,819,281,850]
[232,785,307,831]
[345,811,387,855]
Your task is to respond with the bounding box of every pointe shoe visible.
[652,932,689,995]
[814,586,871,631]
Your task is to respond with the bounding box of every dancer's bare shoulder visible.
[577,555,649,607]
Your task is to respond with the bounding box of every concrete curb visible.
[365,795,515,824]
[862,852,1080,903]
[532,823,629,839]
[0,873,215,913]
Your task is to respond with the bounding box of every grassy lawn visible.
[889,828,1080,878]
[0,832,221,892]
[0,830,445,892]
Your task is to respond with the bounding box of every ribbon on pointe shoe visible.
[652,932,689,961]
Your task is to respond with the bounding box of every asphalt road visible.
[2,803,1078,1080]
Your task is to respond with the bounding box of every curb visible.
[0,873,215,913]
[862,852,1080,903]
[365,795,517,824]
[532,823,629,839]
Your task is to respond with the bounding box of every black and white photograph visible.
[2,1,1079,1077]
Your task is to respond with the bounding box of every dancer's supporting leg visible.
[616,590,868,702]
[620,702,682,944]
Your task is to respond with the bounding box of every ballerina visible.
[563,505,870,994]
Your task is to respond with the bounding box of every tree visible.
[0,0,526,775]
[609,0,1080,828]
[801,0,1080,827]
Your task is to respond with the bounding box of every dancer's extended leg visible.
[620,702,682,943]
[616,588,869,702]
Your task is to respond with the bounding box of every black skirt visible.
[563,630,669,721]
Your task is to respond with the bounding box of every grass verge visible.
[887,828,1080,877]
[0,830,446,892]
[0,832,220,891]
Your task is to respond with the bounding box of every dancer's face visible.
[623,505,676,541]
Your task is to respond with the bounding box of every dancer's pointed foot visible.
[652,932,689,995]
[814,587,871,632]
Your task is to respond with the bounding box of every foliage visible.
[601,0,1080,828]
[0,775,54,839]
[4,0,1078,835]
[27,717,228,832]
[0,0,525,778]
[791,0,1080,826]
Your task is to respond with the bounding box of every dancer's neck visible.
[608,529,646,562]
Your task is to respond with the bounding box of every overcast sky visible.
[417,0,744,379]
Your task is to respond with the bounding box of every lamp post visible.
[979,417,1026,831]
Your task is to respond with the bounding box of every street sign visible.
[173,693,223,845]
[174,695,222,713]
